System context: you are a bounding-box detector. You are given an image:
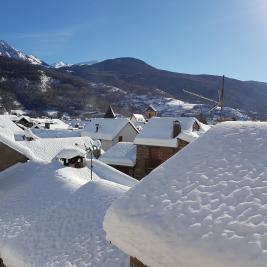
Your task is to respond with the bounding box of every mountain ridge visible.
[0,40,267,119]
[0,40,48,66]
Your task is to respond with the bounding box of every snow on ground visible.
[38,70,51,93]
[99,142,136,167]
[0,159,137,267]
[104,121,267,267]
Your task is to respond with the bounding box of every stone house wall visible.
[0,142,28,171]
[134,138,188,179]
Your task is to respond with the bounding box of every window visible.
[118,136,123,142]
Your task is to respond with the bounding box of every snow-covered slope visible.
[104,121,267,267]
[51,60,98,68]
[0,40,45,65]
[75,60,98,66]
[51,61,71,68]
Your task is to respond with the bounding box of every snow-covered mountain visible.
[52,61,71,68]
[52,60,98,68]
[0,40,46,65]
[75,60,98,66]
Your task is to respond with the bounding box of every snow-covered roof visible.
[24,128,38,139]
[17,136,93,162]
[10,109,27,116]
[146,104,157,111]
[56,147,87,159]
[81,118,138,140]
[0,159,138,267]
[99,142,136,167]
[31,118,71,130]
[0,115,40,161]
[0,132,39,161]
[0,114,24,140]
[31,128,82,138]
[131,114,146,123]
[104,121,267,267]
[134,116,210,147]
[17,115,32,123]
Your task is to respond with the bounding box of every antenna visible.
[182,89,218,104]
[183,75,225,118]
[220,75,225,119]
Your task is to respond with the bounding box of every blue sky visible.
[1,0,267,81]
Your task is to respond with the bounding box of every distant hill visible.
[1,48,267,119]
[63,57,267,118]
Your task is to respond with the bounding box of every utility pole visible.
[220,75,225,120]
[90,148,93,180]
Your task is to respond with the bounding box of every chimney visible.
[45,122,50,129]
[95,123,99,132]
[173,120,181,138]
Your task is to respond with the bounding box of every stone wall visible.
[134,145,179,179]
[130,257,148,267]
[134,139,189,180]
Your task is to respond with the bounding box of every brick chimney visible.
[173,120,181,138]
[95,123,99,132]
[45,122,50,129]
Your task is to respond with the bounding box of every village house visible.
[0,115,95,171]
[99,142,136,176]
[144,105,157,119]
[32,118,71,130]
[81,118,139,151]
[130,113,146,131]
[0,115,32,171]
[0,138,29,171]
[104,105,117,118]
[133,116,209,179]
[104,121,267,267]
[16,116,34,128]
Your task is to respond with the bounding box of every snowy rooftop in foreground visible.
[99,142,137,167]
[0,159,138,267]
[104,121,267,267]
[134,116,209,147]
